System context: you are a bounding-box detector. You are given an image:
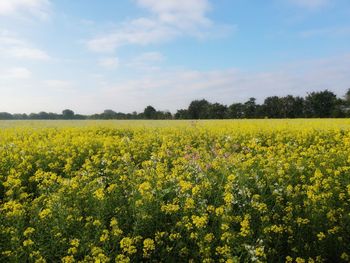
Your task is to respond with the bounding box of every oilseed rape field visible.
[1,120,350,262]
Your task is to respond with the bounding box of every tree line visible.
[1,89,350,120]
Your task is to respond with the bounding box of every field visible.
[1,120,350,262]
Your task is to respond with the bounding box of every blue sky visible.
[0,0,350,114]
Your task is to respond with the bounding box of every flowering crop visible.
[1,120,350,262]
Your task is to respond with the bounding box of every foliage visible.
[1,89,350,120]
[1,120,350,262]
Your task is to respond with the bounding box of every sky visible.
[0,0,350,114]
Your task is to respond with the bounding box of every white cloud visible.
[43,80,75,91]
[128,51,165,69]
[87,0,232,53]
[0,31,50,60]
[288,0,330,9]
[7,46,50,60]
[98,57,120,69]
[87,18,179,53]
[89,53,350,113]
[300,26,350,38]
[0,67,32,79]
[0,0,50,19]
[2,53,349,115]
[136,0,212,29]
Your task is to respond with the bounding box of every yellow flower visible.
[61,255,75,263]
[100,230,109,242]
[39,208,52,220]
[216,245,231,257]
[240,215,250,237]
[23,239,34,247]
[224,193,234,204]
[138,181,151,194]
[94,188,105,200]
[24,227,35,237]
[184,198,195,210]
[179,180,192,192]
[341,253,349,261]
[191,215,208,228]
[285,256,293,263]
[204,233,214,243]
[215,206,225,216]
[143,238,155,258]
[115,254,130,263]
[93,220,102,227]
[120,237,137,255]
[317,232,326,241]
[296,257,305,263]
[161,203,180,214]
[169,233,181,241]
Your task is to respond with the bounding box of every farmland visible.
[1,120,350,262]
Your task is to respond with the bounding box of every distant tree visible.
[38,112,49,119]
[331,98,347,118]
[227,103,244,118]
[62,109,75,119]
[74,114,86,120]
[263,96,282,118]
[304,90,337,118]
[244,98,257,118]
[0,112,13,120]
[175,109,189,119]
[156,111,172,119]
[144,106,157,119]
[341,89,350,117]
[102,109,117,119]
[280,95,304,118]
[188,99,210,119]
[47,112,59,119]
[345,88,350,105]
[12,113,28,120]
[28,113,38,119]
[208,103,228,119]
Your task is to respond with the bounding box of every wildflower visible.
[143,238,155,258]
[161,203,180,214]
[138,181,151,194]
[296,257,305,263]
[94,188,105,200]
[184,198,195,210]
[115,254,130,263]
[24,227,35,237]
[39,208,52,220]
[120,237,137,255]
[317,232,326,241]
[191,215,208,228]
[240,215,250,237]
[23,239,34,247]
[61,255,75,263]
[100,230,109,242]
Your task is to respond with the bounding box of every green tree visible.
[227,103,244,118]
[280,95,304,118]
[244,98,257,118]
[144,106,157,119]
[102,110,117,119]
[263,96,282,118]
[188,99,210,119]
[62,109,75,119]
[175,109,189,119]
[345,88,350,105]
[208,103,227,119]
[0,112,13,120]
[304,90,337,118]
